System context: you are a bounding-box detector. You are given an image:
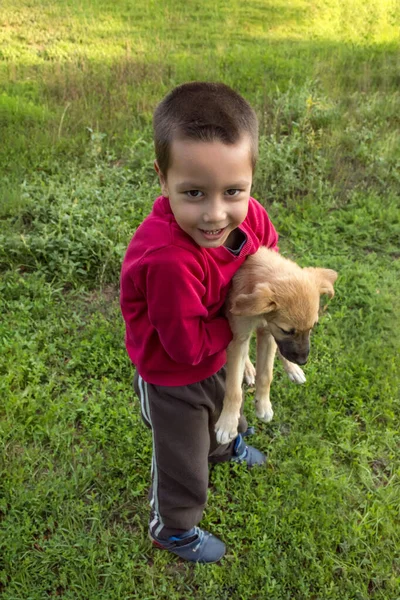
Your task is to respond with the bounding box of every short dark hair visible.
[153,82,258,175]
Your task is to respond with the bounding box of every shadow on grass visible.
[1,39,399,178]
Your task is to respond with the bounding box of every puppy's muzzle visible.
[290,353,309,366]
[276,340,310,365]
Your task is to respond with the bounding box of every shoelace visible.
[233,439,248,461]
[192,527,206,552]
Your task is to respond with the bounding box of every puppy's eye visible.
[279,327,295,335]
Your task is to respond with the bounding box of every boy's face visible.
[155,136,253,248]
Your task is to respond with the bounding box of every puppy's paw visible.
[285,363,306,384]
[255,399,274,423]
[215,412,239,445]
[243,359,256,385]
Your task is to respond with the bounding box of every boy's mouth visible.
[198,227,227,240]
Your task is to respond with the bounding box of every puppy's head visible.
[230,267,337,365]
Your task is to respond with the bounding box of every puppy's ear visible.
[230,283,277,316]
[305,268,338,298]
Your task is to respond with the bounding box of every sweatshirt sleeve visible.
[141,248,233,366]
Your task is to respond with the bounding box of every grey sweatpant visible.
[133,366,248,538]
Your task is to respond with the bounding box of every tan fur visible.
[215,248,337,445]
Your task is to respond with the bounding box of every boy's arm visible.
[142,250,233,366]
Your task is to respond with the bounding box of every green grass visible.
[1,1,400,598]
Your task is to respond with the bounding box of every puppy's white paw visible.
[243,359,256,385]
[215,412,239,445]
[285,364,306,384]
[255,400,274,423]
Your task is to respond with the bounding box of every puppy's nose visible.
[285,351,309,365]
[296,356,308,365]
[282,352,308,365]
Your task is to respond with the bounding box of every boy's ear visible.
[154,161,169,197]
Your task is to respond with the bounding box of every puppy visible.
[215,247,338,444]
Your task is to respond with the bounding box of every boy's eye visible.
[226,189,240,196]
[186,190,203,198]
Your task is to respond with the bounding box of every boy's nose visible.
[203,199,227,223]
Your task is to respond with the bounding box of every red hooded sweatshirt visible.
[120,195,278,386]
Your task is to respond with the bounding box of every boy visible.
[120,82,279,563]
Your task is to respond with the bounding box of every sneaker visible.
[242,426,255,438]
[149,526,226,563]
[231,433,267,467]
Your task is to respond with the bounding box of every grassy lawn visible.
[1,1,399,598]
